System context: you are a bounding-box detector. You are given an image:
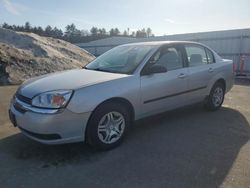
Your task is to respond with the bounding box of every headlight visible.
[32,90,73,109]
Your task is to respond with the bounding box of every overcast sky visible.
[0,0,250,36]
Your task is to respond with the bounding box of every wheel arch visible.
[205,77,226,101]
[87,97,135,126]
[214,78,226,91]
[99,97,135,120]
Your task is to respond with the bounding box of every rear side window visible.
[205,48,215,63]
[185,45,208,67]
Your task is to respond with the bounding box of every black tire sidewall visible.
[205,82,225,111]
[86,102,131,150]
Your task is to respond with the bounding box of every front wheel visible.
[204,82,225,111]
[86,102,131,150]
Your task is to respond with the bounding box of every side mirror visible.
[143,64,167,75]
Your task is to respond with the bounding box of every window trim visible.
[204,47,216,64]
[184,44,210,67]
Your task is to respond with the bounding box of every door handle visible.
[178,73,187,79]
[208,68,214,73]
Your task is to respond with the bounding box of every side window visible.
[151,47,183,71]
[185,45,208,67]
[205,48,215,63]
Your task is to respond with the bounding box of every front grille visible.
[13,93,32,113]
[16,93,32,105]
[19,127,61,140]
[14,103,27,113]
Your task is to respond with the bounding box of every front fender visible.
[66,75,140,115]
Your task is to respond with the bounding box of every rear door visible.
[184,44,216,102]
[140,44,189,116]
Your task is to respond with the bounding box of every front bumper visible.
[9,100,91,144]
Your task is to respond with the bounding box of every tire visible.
[204,82,225,111]
[86,102,131,150]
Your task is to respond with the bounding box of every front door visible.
[140,45,189,116]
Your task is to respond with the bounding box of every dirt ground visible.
[0,80,249,188]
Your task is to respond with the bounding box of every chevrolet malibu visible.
[9,41,234,149]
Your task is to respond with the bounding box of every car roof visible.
[121,41,203,47]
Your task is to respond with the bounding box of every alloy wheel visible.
[97,111,125,144]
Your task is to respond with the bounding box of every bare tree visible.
[146,28,152,37]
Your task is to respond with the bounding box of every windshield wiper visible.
[84,67,125,74]
[86,67,114,73]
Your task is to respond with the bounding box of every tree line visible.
[1,22,154,43]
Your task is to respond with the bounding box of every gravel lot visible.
[0,80,250,188]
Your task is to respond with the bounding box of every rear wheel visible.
[86,102,131,150]
[204,82,225,111]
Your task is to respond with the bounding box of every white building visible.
[77,28,250,76]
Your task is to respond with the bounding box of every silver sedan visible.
[9,41,234,149]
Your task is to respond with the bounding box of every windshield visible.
[85,45,154,74]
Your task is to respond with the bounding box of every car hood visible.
[18,69,129,98]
